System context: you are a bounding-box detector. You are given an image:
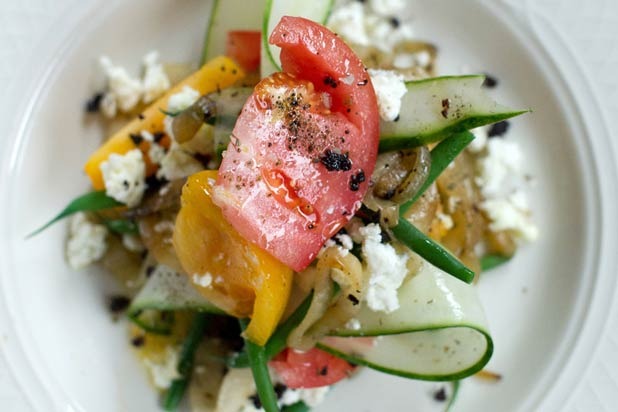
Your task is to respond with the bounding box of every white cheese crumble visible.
[280,386,330,408]
[142,346,181,390]
[167,85,200,113]
[367,69,407,121]
[99,56,143,116]
[436,211,454,231]
[156,143,204,181]
[99,148,146,207]
[345,318,362,330]
[122,233,145,253]
[98,51,170,117]
[192,272,213,288]
[66,212,108,269]
[476,139,538,242]
[360,223,409,313]
[147,141,166,165]
[467,126,489,153]
[142,51,170,104]
[327,0,415,53]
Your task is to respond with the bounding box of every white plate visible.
[1,0,617,411]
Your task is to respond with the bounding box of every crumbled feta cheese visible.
[98,51,170,118]
[99,148,146,207]
[482,196,539,241]
[148,141,166,165]
[153,220,175,234]
[369,0,406,16]
[142,51,170,104]
[327,2,370,46]
[368,69,407,121]
[281,387,330,408]
[156,143,203,181]
[122,233,145,253]
[142,346,181,389]
[99,56,143,114]
[100,92,117,118]
[167,85,200,113]
[192,272,213,288]
[141,130,155,142]
[335,233,354,250]
[327,0,415,53]
[476,139,524,199]
[475,139,538,242]
[66,212,108,269]
[360,223,409,312]
[436,212,454,230]
[467,126,489,153]
[345,318,362,330]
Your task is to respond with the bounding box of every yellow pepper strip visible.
[84,56,245,190]
[173,171,293,346]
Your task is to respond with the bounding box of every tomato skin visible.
[214,17,379,271]
[270,347,356,389]
[271,16,379,139]
[226,30,261,72]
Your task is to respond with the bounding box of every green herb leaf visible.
[102,218,139,235]
[392,219,475,284]
[27,190,122,238]
[159,108,181,117]
[240,318,280,412]
[480,254,512,272]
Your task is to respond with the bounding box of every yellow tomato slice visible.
[85,56,245,190]
[173,170,292,345]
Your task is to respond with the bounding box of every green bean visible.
[480,254,512,272]
[228,292,313,368]
[392,131,475,283]
[282,401,310,412]
[163,312,210,411]
[392,219,474,284]
[401,131,475,214]
[240,319,280,412]
[27,190,121,238]
[163,379,188,411]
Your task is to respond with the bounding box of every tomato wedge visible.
[214,17,379,271]
[270,347,356,389]
[226,30,261,72]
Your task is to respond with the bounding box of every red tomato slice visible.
[226,30,261,72]
[214,17,379,271]
[270,347,356,389]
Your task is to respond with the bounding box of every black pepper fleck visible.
[85,92,103,113]
[441,98,450,118]
[320,149,352,172]
[323,75,338,88]
[349,170,365,191]
[482,73,498,88]
[131,335,145,347]
[108,295,130,313]
[347,294,360,305]
[433,387,447,402]
[129,133,143,146]
[488,120,510,137]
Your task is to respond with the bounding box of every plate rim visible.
[0,0,616,411]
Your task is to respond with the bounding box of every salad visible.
[32,0,538,410]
